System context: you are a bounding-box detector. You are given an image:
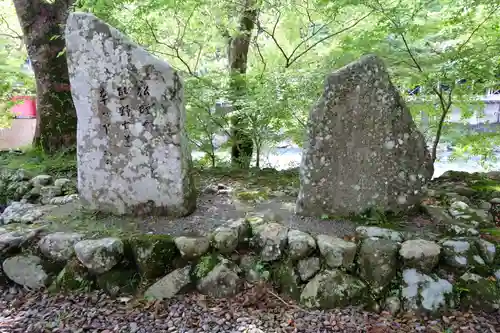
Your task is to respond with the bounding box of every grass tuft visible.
[0,146,77,178]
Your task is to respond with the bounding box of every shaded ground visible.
[42,168,437,239]
[44,191,359,238]
[1,284,499,333]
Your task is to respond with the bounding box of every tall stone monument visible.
[65,12,196,217]
[296,55,433,217]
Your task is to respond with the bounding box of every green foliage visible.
[193,253,220,280]
[0,2,35,127]
[0,39,35,127]
[6,0,499,165]
[0,146,76,177]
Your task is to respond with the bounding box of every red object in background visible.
[10,96,37,118]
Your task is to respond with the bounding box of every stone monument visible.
[65,12,196,217]
[296,55,433,217]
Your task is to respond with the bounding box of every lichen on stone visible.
[127,234,179,280]
[65,12,196,218]
[296,54,433,218]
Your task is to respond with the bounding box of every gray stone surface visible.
[2,255,49,289]
[399,239,441,272]
[196,262,240,298]
[401,268,453,314]
[48,194,80,205]
[355,226,403,242]
[65,12,196,217]
[174,236,210,259]
[384,295,401,315]
[212,226,239,254]
[39,186,63,204]
[144,266,191,300]
[74,237,124,274]
[252,223,288,261]
[316,234,356,269]
[300,269,367,309]
[358,237,398,293]
[30,175,52,187]
[53,178,72,188]
[287,229,316,260]
[0,228,44,254]
[296,257,321,282]
[440,238,486,270]
[296,55,433,217]
[476,239,496,264]
[38,232,84,262]
[211,219,249,254]
[0,202,54,224]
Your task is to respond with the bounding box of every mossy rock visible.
[127,234,180,280]
[192,253,222,281]
[437,171,484,182]
[239,254,270,283]
[23,186,42,203]
[5,182,18,202]
[300,269,368,309]
[470,179,500,192]
[49,257,93,292]
[54,178,78,195]
[271,259,302,300]
[14,181,33,201]
[8,169,33,182]
[96,268,140,297]
[455,273,500,312]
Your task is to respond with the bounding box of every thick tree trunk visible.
[229,0,258,169]
[13,0,77,153]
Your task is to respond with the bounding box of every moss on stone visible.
[15,181,33,201]
[192,253,221,281]
[235,190,268,202]
[5,182,20,202]
[126,234,180,280]
[300,269,368,309]
[49,257,93,292]
[96,268,140,297]
[470,179,500,193]
[271,259,301,300]
[23,186,42,203]
[455,275,500,312]
[55,178,77,195]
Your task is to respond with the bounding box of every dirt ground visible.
[44,188,361,238]
[41,168,439,239]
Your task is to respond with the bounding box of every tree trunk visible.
[228,0,258,169]
[13,0,77,153]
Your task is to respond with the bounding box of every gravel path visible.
[1,284,499,333]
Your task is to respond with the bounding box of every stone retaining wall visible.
[0,168,500,316]
[1,215,499,316]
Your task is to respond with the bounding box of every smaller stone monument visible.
[296,55,433,217]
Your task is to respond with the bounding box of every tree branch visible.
[400,32,423,72]
[252,34,266,79]
[255,7,371,68]
[255,10,290,64]
[143,18,195,76]
[0,14,23,40]
[287,17,336,65]
[431,88,453,162]
[286,10,373,68]
[455,3,500,56]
